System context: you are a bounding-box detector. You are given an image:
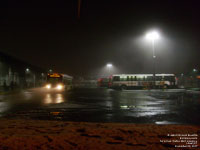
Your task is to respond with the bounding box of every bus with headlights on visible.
[45,73,73,91]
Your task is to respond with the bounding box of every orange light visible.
[49,73,61,77]
[50,112,60,115]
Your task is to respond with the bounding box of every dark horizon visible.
[1,0,200,76]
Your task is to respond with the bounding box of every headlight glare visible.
[46,84,51,89]
[56,84,63,90]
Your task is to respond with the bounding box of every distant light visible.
[26,68,30,72]
[49,69,53,73]
[181,73,184,76]
[193,69,197,72]
[146,31,159,40]
[106,63,112,68]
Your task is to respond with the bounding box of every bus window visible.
[127,76,130,81]
[143,76,146,81]
[136,76,140,81]
[147,76,153,81]
[113,76,120,81]
[121,77,126,81]
[131,76,133,81]
[161,76,164,81]
[155,76,162,81]
[137,76,144,81]
[164,76,175,82]
[47,77,62,83]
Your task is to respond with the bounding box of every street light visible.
[146,31,159,58]
[49,69,53,73]
[146,30,160,88]
[193,68,197,72]
[106,63,113,75]
[107,63,112,68]
[25,68,30,74]
[26,68,29,72]
[181,73,184,76]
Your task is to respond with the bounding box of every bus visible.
[44,73,73,91]
[109,74,177,90]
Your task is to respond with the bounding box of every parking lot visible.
[0,88,199,124]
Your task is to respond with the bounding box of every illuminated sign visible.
[48,73,62,78]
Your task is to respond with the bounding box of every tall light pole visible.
[146,31,159,88]
[106,63,113,75]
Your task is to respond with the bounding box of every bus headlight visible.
[45,84,51,89]
[56,84,63,90]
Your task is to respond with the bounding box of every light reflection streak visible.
[44,93,64,104]
[0,102,8,114]
[56,94,63,103]
[44,94,52,104]
[23,91,32,100]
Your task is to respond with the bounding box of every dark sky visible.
[0,0,200,76]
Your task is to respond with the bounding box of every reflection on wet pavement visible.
[0,102,8,117]
[44,93,64,104]
[0,88,199,124]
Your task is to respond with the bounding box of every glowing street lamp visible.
[49,69,53,73]
[193,68,197,72]
[107,63,112,68]
[106,63,113,75]
[25,68,30,73]
[192,69,198,78]
[146,30,160,88]
[146,31,159,58]
[181,73,184,77]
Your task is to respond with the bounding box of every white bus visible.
[108,74,177,90]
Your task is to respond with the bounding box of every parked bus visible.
[109,74,177,90]
[44,73,73,91]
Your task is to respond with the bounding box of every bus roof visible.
[62,74,73,79]
[111,74,175,77]
[48,73,73,79]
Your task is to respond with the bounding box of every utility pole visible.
[77,0,82,19]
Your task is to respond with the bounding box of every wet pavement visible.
[0,88,200,124]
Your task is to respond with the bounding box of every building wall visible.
[0,52,46,91]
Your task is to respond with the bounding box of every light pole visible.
[146,31,159,88]
[192,68,198,87]
[106,63,113,75]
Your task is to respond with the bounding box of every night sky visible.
[0,0,200,76]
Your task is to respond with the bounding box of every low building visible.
[0,51,46,91]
